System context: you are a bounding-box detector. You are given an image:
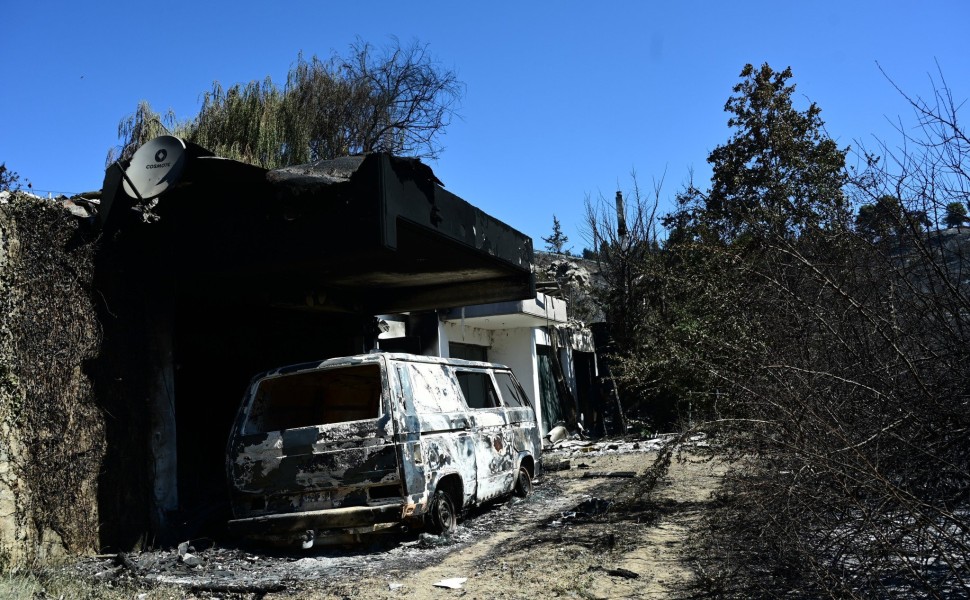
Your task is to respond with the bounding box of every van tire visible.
[513,466,532,498]
[427,489,457,535]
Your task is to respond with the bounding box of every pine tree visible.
[944,201,968,229]
[542,215,571,255]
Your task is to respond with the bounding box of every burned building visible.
[88,137,536,548]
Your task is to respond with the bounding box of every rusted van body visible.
[226,352,541,546]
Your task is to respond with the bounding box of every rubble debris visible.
[590,565,641,579]
[548,497,614,527]
[542,458,571,472]
[581,471,637,479]
[189,581,287,595]
[546,424,569,444]
[181,553,202,567]
[543,434,698,459]
[115,552,142,575]
[417,532,457,548]
[433,577,468,589]
[574,497,613,517]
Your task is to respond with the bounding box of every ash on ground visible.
[62,439,669,596]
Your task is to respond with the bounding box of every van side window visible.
[245,364,381,434]
[407,364,442,413]
[456,371,498,409]
[494,372,532,408]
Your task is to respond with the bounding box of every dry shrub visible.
[678,207,970,596]
[683,82,970,597]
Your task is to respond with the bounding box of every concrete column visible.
[146,296,177,534]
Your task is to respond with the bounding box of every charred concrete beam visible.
[102,149,534,315]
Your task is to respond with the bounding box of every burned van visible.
[226,352,541,547]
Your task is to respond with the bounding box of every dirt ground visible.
[313,448,726,600]
[61,441,726,600]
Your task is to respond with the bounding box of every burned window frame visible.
[405,362,466,414]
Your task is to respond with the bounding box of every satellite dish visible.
[122,135,187,200]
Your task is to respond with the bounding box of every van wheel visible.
[427,489,457,535]
[513,466,533,498]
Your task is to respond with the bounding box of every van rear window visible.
[244,364,382,433]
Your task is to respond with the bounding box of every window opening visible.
[449,342,488,362]
[495,372,532,409]
[456,370,499,409]
[245,364,381,433]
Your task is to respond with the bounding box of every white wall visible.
[489,327,541,426]
[440,320,492,353]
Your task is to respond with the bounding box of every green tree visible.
[542,215,571,254]
[856,195,934,239]
[652,63,851,426]
[855,195,903,238]
[109,39,461,168]
[944,201,968,228]
[699,63,849,243]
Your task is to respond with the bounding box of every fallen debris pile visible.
[544,432,708,457]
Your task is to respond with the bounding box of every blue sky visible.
[3,1,968,250]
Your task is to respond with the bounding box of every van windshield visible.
[244,364,382,434]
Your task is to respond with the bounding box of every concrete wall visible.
[0,197,104,569]
[440,319,492,352]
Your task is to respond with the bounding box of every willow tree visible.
[109,38,462,168]
[106,101,191,164]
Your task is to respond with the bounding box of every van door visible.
[404,362,478,508]
[455,369,516,502]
